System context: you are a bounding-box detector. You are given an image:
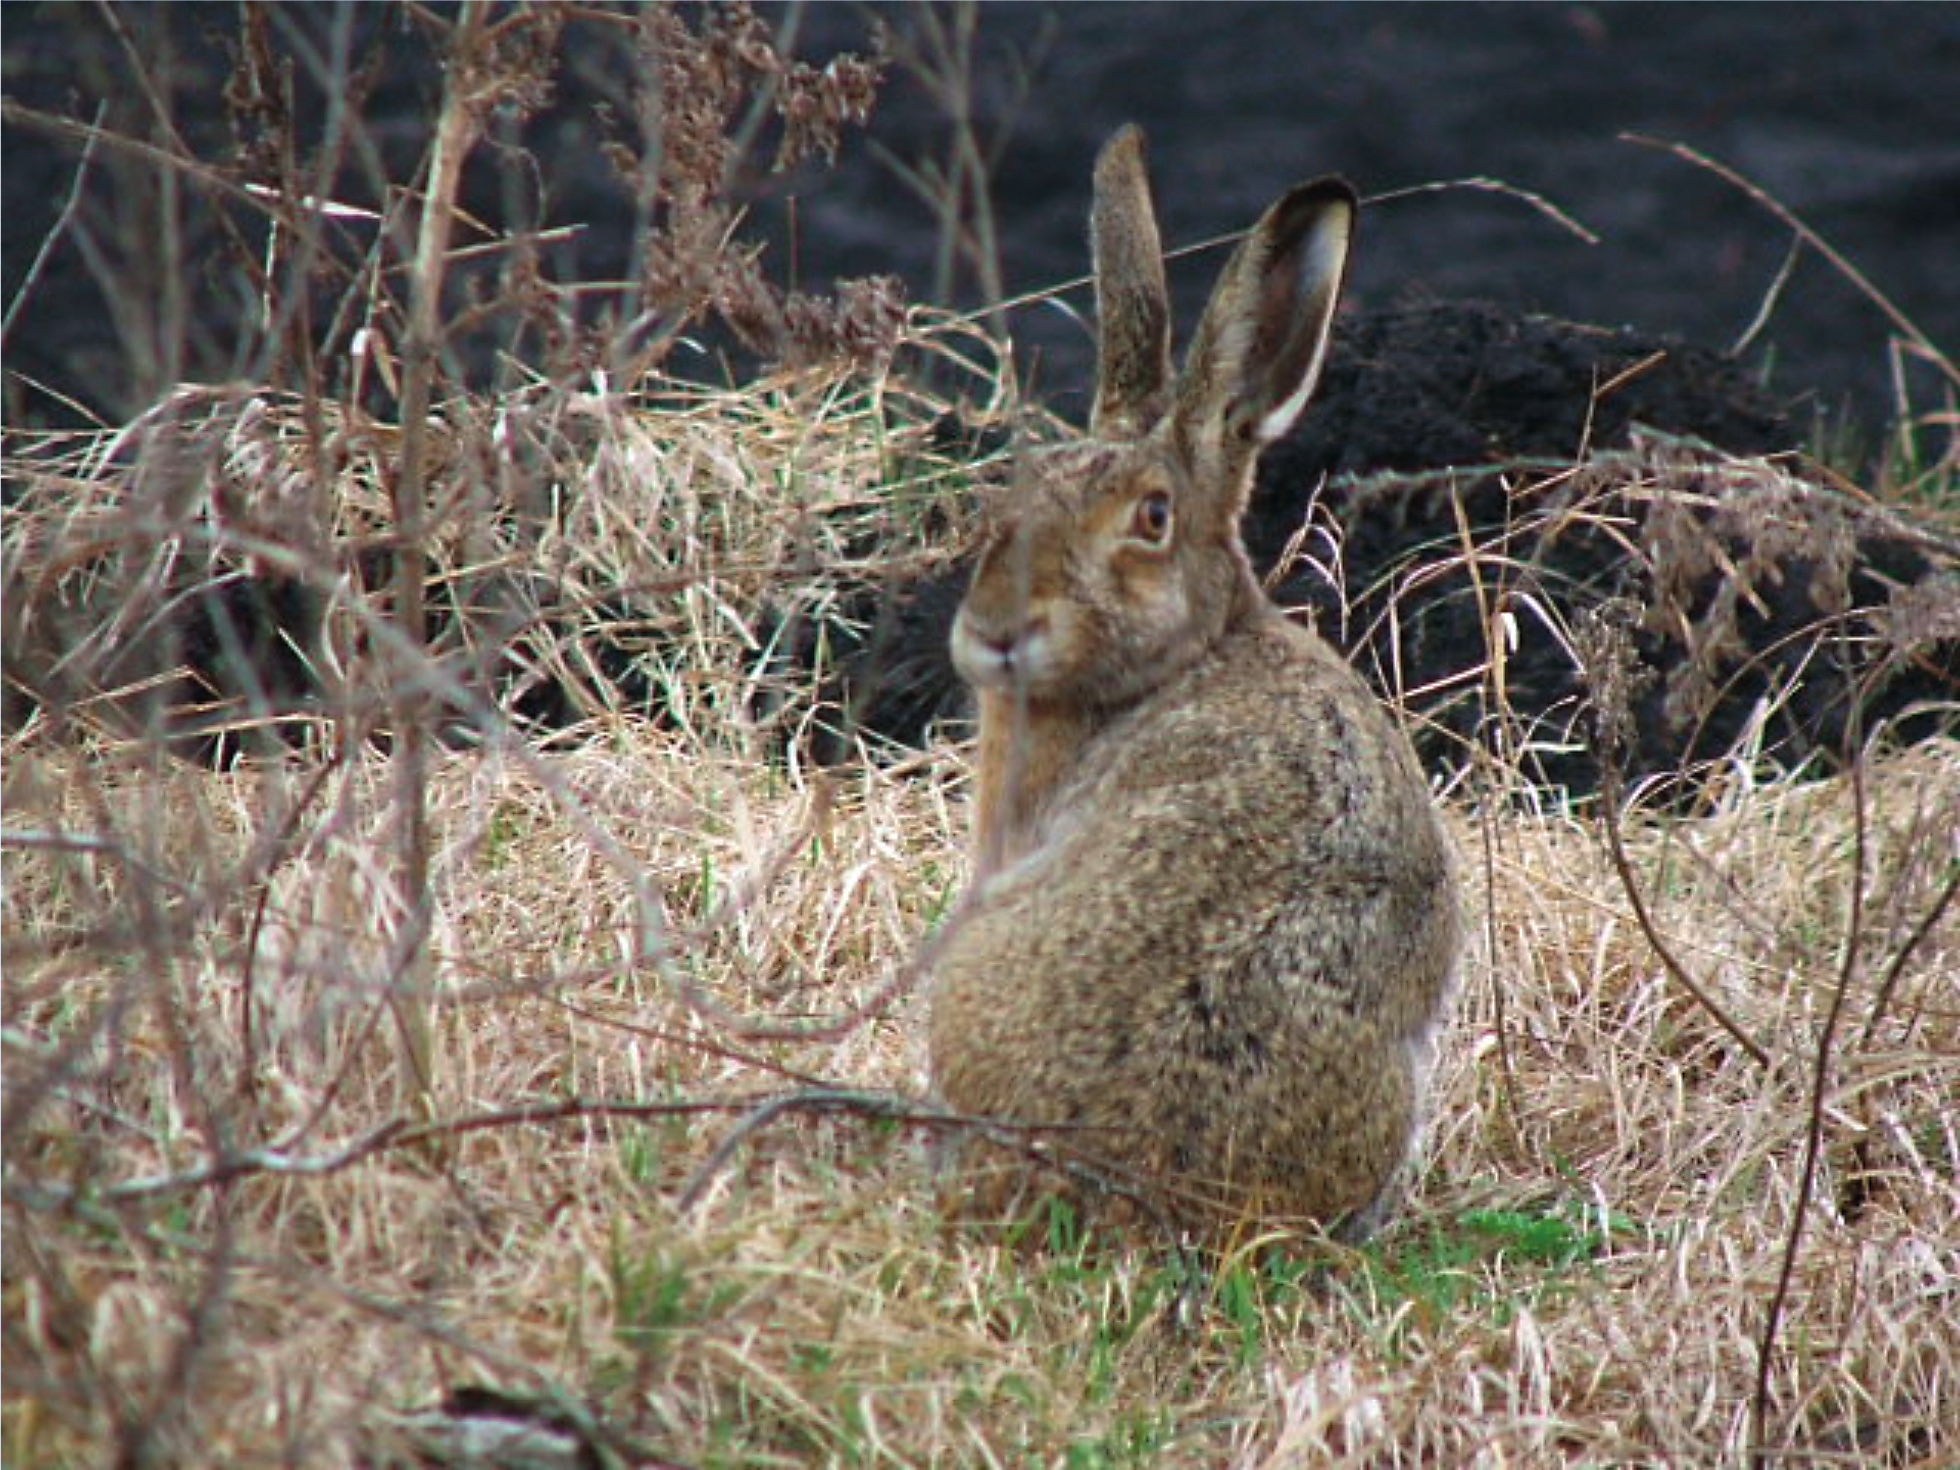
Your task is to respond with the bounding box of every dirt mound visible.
[7,301,1951,798]
[782,301,1958,800]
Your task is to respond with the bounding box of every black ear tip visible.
[1267,176,1358,260]
[1282,175,1360,216]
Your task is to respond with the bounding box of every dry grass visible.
[5,9,1957,1463]
[5,360,1957,1468]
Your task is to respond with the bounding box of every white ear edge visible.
[1253,206,1352,445]
[1254,377,1319,446]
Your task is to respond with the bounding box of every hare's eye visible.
[1130,490,1173,545]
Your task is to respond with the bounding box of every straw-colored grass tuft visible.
[5,360,1957,1466]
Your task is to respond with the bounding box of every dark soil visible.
[5,4,1956,793]
[801,2,1960,438]
[778,300,1959,799]
[6,4,1957,431]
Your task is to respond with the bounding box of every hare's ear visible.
[1171,177,1356,509]
[1090,126,1173,439]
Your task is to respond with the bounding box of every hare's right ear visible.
[1090,126,1173,440]
[1171,177,1356,515]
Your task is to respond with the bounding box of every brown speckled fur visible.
[929,127,1460,1240]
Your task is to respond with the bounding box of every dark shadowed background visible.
[4,2,1957,438]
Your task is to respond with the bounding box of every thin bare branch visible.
[1625,132,1960,391]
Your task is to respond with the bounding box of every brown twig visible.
[672,1086,1193,1250]
[1,101,110,346]
[1858,865,1960,1050]
[1597,777,1774,1071]
[1750,716,1872,1466]
[1367,173,1601,246]
[1624,133,1959,393]
[385,1,491,1114]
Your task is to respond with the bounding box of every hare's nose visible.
[986,615,1046,660]
[978,621,1030,656]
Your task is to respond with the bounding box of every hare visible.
[926,127,1460,1241]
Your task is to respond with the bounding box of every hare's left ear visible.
[1171,178,1356,507]
[1090,126,1174,440]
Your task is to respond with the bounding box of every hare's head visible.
[953,126,1356,711]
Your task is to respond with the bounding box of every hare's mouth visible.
[951,612,1055,692]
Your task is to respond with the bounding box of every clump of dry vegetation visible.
[6,616,1956,1465]
[4,5,1957,1467]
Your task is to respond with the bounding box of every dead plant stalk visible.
[386,2,490,1117]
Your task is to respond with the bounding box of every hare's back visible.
[1087,624,1447,986]
[928,622,1456,1225]
[947,622,1452,1034]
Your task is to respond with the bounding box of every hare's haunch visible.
[927,126,1460,1240]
